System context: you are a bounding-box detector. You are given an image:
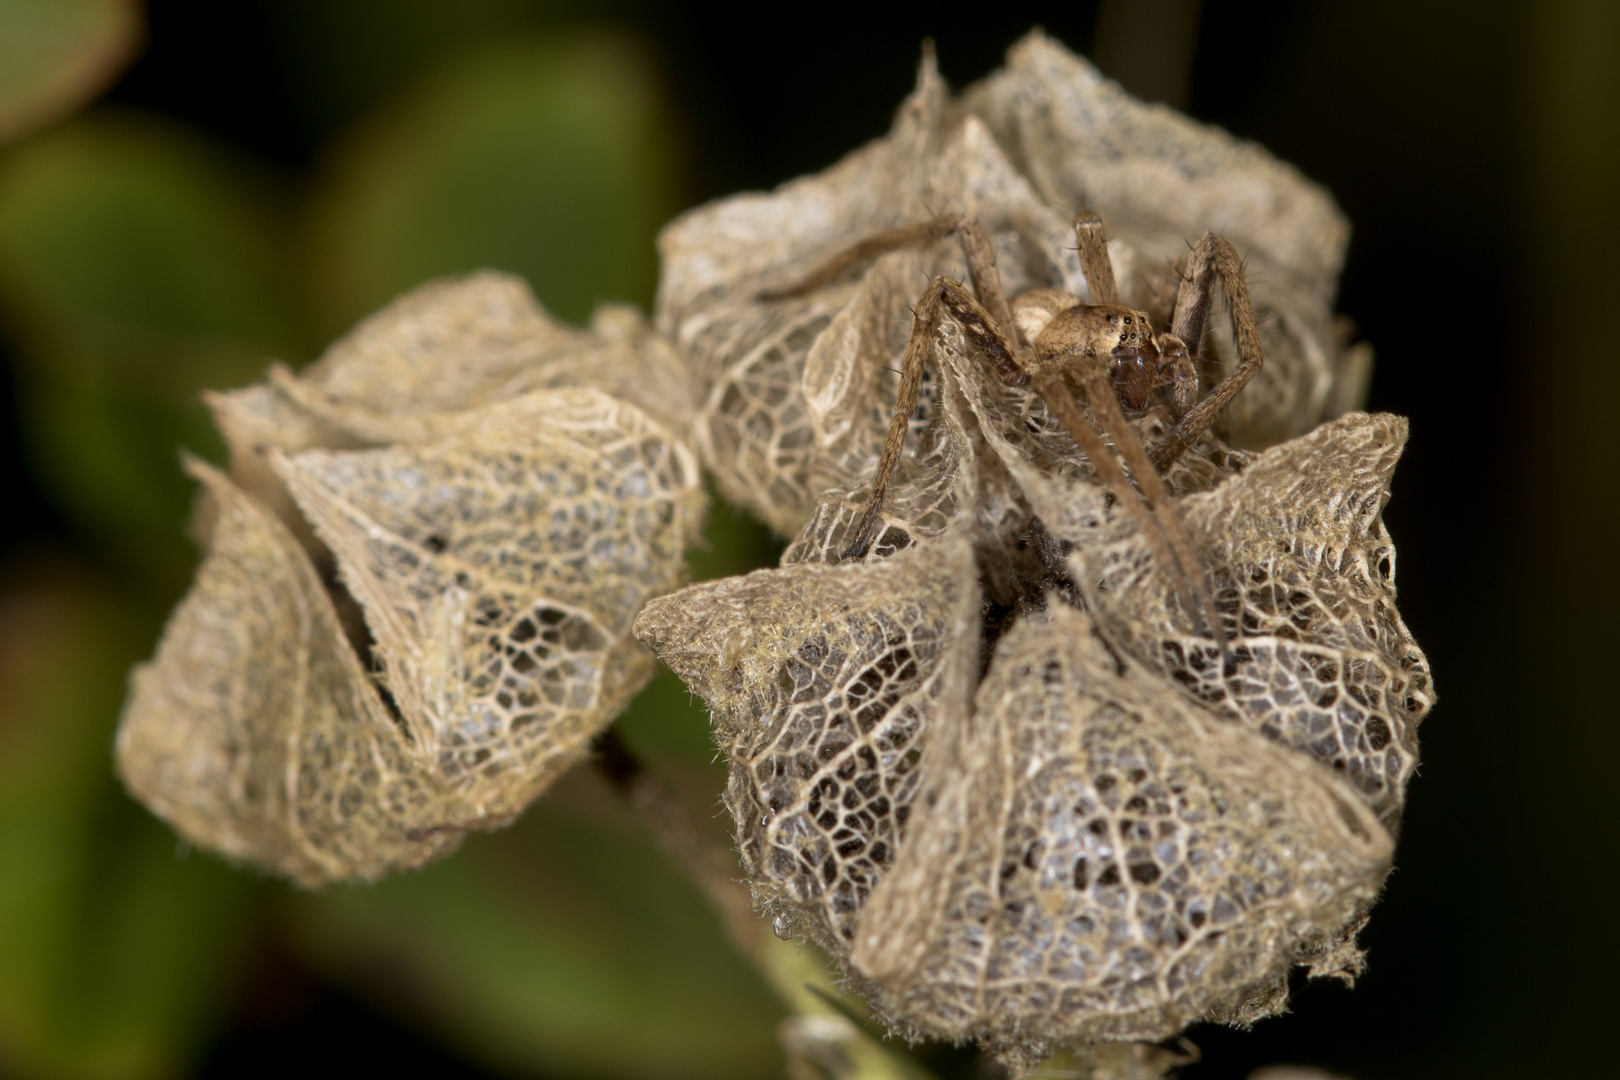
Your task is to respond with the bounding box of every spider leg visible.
[1065,210,1225,647]
[758,216,960,300]
[1032,370,1228,652]
[952,218,1016,334]
[1073,210,1120,306]
[843,276,1024,560]
[1151,232,1265,471]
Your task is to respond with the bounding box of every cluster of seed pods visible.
[635,31,1430,1071]
[114,31,1430,1073]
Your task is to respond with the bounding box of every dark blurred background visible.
[0,1,1613,1078]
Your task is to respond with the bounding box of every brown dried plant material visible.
[633,30,1425,1072]
[222,271,698,451]
[800,243,1428,829]
[850,603,1391,1062]
[657,31,1355,537]
[1011,413,1433,827]
[118,459,459,881]
[118,274,705,885]
[637,406,1426,1064]
[784,250,980,564]
[661,76,1069,536]
[633,532,980,954]
[780,249,1024,587]
[203,272,698,556]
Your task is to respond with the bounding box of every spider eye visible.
[1123,316,1132,324]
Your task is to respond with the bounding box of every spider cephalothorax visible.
[1010,291,1196,414]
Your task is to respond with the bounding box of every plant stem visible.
[594,729,927,1080]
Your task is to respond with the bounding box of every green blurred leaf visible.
[0,0,142,144]
[0,113,304,396]
[0,113,306,593]
[15,379,225,596]
[615,487,784,768]
[612,669,723,769]
[284,778,784,1080]
[684,483,786,585]
[304,31,682,334]
[269,0,560,145]
[0,558,257,1080]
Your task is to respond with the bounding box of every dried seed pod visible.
[205,272,698,555]
[118,459,456,882]
[1013,413,1433,827]
[632,532,980,954]
[852,603,1392,1061]
[657,31,1354,536]
[642,400,1424,1066]
[638,35,1422,1063]
[222,271,698,449]
[793,251,1427,828]
[962,31,1357,448]
[662,67,1081,536]
[117,275,705,885]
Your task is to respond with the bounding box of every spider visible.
[760,209,1264,650]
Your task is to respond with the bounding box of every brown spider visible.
[761,210,1264,649]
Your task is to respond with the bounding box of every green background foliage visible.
[0,4,784,1076]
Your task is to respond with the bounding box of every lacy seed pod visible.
[118,274,706,885]
[778,244,1251,623]
[656,31,1358,537]
[637,35,1428,1064]
[634,532,980,953]
[1011,413,1433,828]
[636,407,1427,1062]
[852,603,1391,1062]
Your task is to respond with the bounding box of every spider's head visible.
[1034,302,1160,406]
[1105,305,1156,350]
[1029,302,1153,355]
[1097,305,1158,408]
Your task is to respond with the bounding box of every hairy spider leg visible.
[757,216,962,301]
[1151,232,1266,471]
[1074,209,1119,305]
[757,214,1019,559]
[840,218,1026,560]
[1065,213,1228,648]
[841,275,1019,559]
